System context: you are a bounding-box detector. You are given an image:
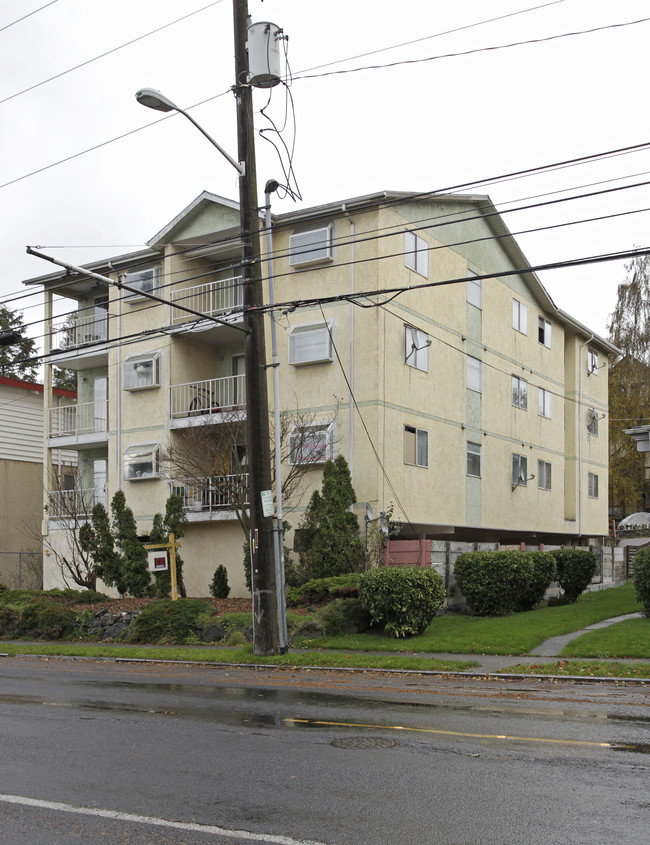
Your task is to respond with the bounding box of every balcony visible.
[174,474,249,519]
[171,277,243,326]
[170,375,246,427]
[50,315,108,368]
[48,400,108,448]
[47,488,106,520]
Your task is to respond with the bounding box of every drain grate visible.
[330,736,396,749]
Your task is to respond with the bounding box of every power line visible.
[0,0,59,33]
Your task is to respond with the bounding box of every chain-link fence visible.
[0,552,43,590]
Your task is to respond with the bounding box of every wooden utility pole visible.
[232,0,278,655]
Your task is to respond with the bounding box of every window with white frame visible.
[537,387,552,418]
[288,422,334,465]
[538,460,552,490]
[123,352,160,390]
[588,472,599,498]
[123,443,161,480]
[124,267,157,301]
[467,270,482,308]
[467,442,481,477]
[404,231,429,278]
[587,408,600,436]
[467,356,482,392]
[588,347,599,374]
[512,453,528,487]
[512,375,528,409]
[289,224,334,267]
[404,325,430,372]
[404,425,428,467]
[538,316,552,348]
[289,322,333,365]
[512,298,528,334]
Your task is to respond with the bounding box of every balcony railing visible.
[174,474,249,513]
[47,488,106,519]
[51,315,108,350]
[170,276,243,325]
[170,375,246,419]
[49,401,108,438]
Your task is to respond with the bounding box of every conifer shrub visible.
[632,547,650,617]
[317,597,370,636]
[131,599,214,644]
[285,573,360,606]
[551,549,598,604]
[16,598,75,639]
[358,566,445,638]
[0,582,7,595]
[210,565,231,598]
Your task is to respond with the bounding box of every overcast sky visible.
[2,0,650,349]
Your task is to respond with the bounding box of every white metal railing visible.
[170,375,246,419]
[49,401,108,438]
[174,474,249,513]
[47,488,106,519]
[170,276,243,325]
[51,314,108,350]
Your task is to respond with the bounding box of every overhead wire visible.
[0,0,59,33]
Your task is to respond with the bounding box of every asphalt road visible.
[0,657,649,844]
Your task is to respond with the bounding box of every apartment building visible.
[25,190,619,596]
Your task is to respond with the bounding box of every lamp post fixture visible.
[135,1,278,655]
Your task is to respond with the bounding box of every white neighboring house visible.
[0,376,76,587]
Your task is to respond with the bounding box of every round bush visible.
[16,598,75,640]
[551,549,598,604]
[632,547,650,618]
[358,567,445,638]
[317,598,370,636]
[455,551,536,616]
[515,552,557,611]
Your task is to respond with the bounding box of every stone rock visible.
[295,621,324,639]
[201,623,226,643]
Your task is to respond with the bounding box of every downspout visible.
[578,334,594,538]
[342,203,355,482]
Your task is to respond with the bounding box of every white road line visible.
[0,793,331,845]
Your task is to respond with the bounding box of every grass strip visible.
[561,618,650,659]
[499,660,650,679]
[0,642,478,673]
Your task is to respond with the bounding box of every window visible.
[289,224,333,266]
[512,298,528,334]
[538,316,552,348]
[404,425,428,467]
[467,356,482,392]
[537,387,552,418]
[588,472,599,498]
[124,443,161,480]
[538,460,552,490]
[512,454,528,487]
[512,375,528,409]
[405,231,429,278]
[123,353,160,390]
[289,322,333,365]
[587,408,599,436]
[467,442,481,477]
[288,422,334,465]
[404,325,430,372]
[588,347,599,375]
[124,267,157,301]
[467,270,482,308]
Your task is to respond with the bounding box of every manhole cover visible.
[330,736,396,749]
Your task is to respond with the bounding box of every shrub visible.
[16,599,75,640]
[515,552,557,611]
[0,603,18,634]
[455,551,536,616]
[358,567,445,638]
[0,582,7,595]
[131,599,213,644]
[209,565,231,598]
[285,574,360,607]
[552,549,598,604]
[632,547,650,617]
[317,598,370,636]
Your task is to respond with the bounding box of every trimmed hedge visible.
[358,567,445,638]
[632,547,650,617]
[551,549,598,604]
[285,574,360,607]
[455,551,557,616]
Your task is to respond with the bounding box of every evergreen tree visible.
[111,490,150,597]
[149,495,187,598]
[0,305,37,381]
[607,255,650,513]
[80,502,124,594]
[297,455,364,579]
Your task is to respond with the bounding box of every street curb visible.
[4,651,650,685]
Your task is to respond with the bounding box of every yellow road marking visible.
[285,718,613,748]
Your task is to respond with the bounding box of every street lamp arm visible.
[135,88,245,176]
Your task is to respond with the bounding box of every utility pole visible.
[233,0,278,655]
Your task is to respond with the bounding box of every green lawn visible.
[561,617,650,659]
[499,660,650,680]
[307,583,641,656]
